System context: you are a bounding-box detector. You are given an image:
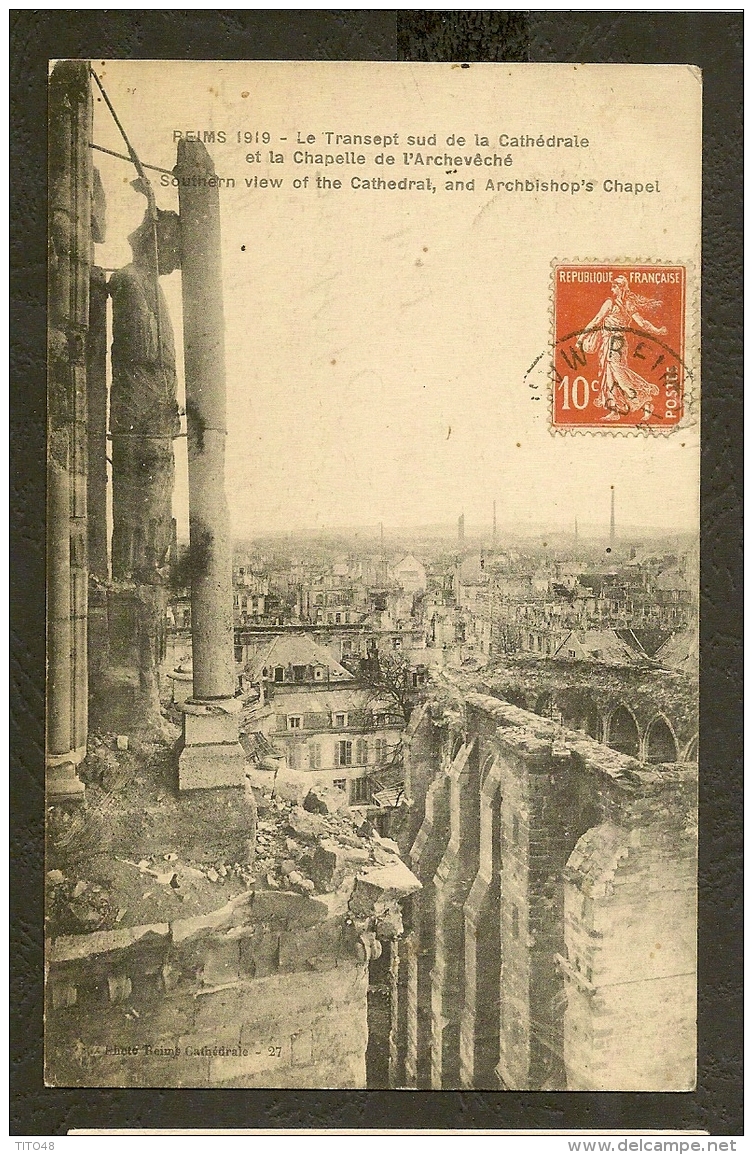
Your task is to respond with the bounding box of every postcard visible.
[45,60,700,1091]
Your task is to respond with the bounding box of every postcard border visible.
[10,8,742,1137]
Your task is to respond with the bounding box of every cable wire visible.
[90,142,172,176]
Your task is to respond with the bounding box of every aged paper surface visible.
[46,61,700,1092]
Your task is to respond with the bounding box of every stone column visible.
[47,59,92,800]
[85,263,111,726]
[85,172,109,735]
[86,262,108,583]
[175,139,244,789]
[460,754,503,1088]
[387,938,401,1086]
[406,759,453,1087]
[46,433,82,799]
[431,738,480,1088]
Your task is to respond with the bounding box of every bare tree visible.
[358,649,420,726]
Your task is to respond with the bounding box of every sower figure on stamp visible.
[109,190,181,730]
[577,275,667,421]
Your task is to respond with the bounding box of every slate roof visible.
[615,628,672,659]
[654,630,699,676]
[248,633,354,681]
[552,628,649,666]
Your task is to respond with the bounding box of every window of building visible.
[234,646,243,663]
[335,740,352,767]
[274,666,284,682]
[334,712,348,728]
[309,743,321,769]
[355,738,368,765]
[333,778,346,792]
[287,715,302,730]
[314,666,324,680]
[335,612,342,624]
[374,738,387,763]
[288,746,302,770]
[350,776,371,804]
[511,905,519,939]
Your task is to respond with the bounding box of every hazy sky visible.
[91,61,701,539]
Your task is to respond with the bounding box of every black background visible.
[10,9,743,1136]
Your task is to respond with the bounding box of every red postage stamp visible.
[552,264,686,429]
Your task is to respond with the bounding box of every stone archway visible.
[524,762,603,1090]
[535,691,553,716]
[480,751,497,788]
[607,704,640,758]
[535,691,563,723]
[644,715,679,764]
[683,733,698,763]
[559,689,599,740]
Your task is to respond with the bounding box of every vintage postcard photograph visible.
[45,59,700,1092]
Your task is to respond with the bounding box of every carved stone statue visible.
[109,208,181,584]
[108,206,181,729]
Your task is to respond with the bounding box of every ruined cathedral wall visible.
[494,729,564,1090]
[400,689,698,1091]
[562,771,697,1091]
[45,892,370,1088]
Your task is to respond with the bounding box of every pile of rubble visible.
[248,779,419,937]
[46,733,419,943]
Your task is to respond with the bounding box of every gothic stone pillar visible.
[47,59,92,800]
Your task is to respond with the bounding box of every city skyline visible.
[228,517,697,547]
